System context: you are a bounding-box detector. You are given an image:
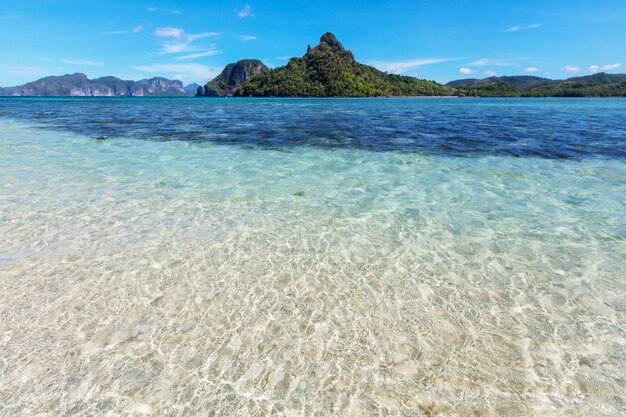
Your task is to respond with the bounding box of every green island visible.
[195,32,626,98]
[2,32,625,98]
[448,73,626,97]
[197,33,452,97]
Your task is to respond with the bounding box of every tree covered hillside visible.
[448,73,626,97]
[235,33,452,97]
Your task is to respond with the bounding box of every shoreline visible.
[1,95,625,99]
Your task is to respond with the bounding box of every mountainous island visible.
[447,73,626,97]
[2,33,625,97]
[195,33,451,97]
[195,33,625,97]
[0,73,193,97]
[197,59,268,97]
[234,33,451,97]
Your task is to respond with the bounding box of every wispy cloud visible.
[236,5,254,18]
[504,23,541,33]
[468,57,523,67]
[459,67,477,75]
[102,30,130,35]
[174,48,222,60]
[61,59,103,66]
[484,70,497,76]
[147,6,180,14]
[187,32,219,41]
[587,63,621,73]
[155,29,220,56]
[102,25,143,35]
[370,58,456,74]
[524,67,539,73]
[561,65,581,73]
[161,43,194,54]
[1,64,48,77]
[240,35,257,41]
[131,63,221,83]
[161,38,219,54]
[155,27,184,38]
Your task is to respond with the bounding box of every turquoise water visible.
[0,98,625,416]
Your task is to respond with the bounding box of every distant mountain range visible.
[184,83,200,96]
[447,76,561,89]
[446,73,626,97]
[0,73,195,97]
[2,34,625,98]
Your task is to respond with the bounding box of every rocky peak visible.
[201,59,268,96]
[227,60,267,85]
[319,32,343,50]
[58,73,88,80]
[304,32,354,64]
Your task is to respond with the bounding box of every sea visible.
[0,97,624,416]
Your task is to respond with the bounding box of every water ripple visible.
[0,97,625,159]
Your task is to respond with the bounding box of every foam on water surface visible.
[0,104,625,416]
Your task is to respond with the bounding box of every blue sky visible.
[1,0,625,86]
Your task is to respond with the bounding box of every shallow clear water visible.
[0,98,625,416]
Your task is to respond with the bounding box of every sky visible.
[1,0,625,86]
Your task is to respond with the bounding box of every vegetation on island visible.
[234,33,452,97]
[215,33,626,97]
[448,73,626,97]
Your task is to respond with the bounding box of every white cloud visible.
[459,67,477,75]
[240,35,257,41]
[102,25,143,35]
[587,63,621,73]
[370,58,456,74]
[102,30,130,35]
[1,64,48,77]
[504,23,541,32]
[61,59,103,66]
[524,67,539,73]
[147,6,180,14]
[131,63,221,84]
[484,70,497,76]
[236,5,254,18]
[187,32,219,42]
[155,27,184,38]
[175,48,222,60]
[161,42,195,54]
[158,31,220,55]
[469,57,522,67]
[562,65,581,73]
